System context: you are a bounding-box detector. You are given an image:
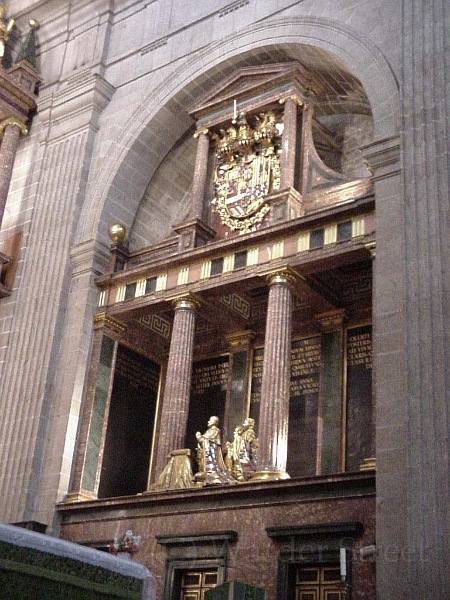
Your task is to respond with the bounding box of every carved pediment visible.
[188,62,323,125]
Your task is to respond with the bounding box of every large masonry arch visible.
[77,17,399,248]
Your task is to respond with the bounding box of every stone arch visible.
[77,16,399,248]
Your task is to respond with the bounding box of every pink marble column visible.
[154,295,199,476]
[253,270,295,480]
[0,120,27,230]
[190,128,210,219]
[279,96,299,189]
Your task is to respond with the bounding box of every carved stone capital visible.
[70,240,110,278]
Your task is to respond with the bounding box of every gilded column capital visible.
[260,266,300,288]
[0,117,28,137]
[93,311,126,334]
[193,127,209,138]
[168,292,202,311]
[279,93,303,107]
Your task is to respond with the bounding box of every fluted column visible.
[0,119,28,229]
[253,269,295,480]
[190,128,210,219]
[154,294,199,477]
[279,96,299,189]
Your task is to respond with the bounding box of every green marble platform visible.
[0,524,155,600]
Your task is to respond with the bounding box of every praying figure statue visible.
[195,416,236,485]
[0,4,14,60]
[224,417,259,481]
[239,417,259,474]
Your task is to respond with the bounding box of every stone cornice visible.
[70,240,110,278]
[56,471,375,520]
[362,135,401,181]
[38,72,115,142]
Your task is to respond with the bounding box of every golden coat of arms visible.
[212,110,283,233]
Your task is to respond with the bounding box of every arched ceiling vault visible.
[77,24,399,251]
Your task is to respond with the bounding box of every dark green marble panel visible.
[82,336,115,492]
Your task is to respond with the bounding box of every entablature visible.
[96,194,374,319]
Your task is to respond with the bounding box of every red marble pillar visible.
[253,270,295,480]
[0,119,27,230]
[154,294,199,477]
[279,96,299,189]
[190,128,210,219]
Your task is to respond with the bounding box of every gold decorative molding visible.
[250,468,290,482]
[359,457,376,471]
[220,293,251,320]
[225,330,255,349]
[0,117,28,136]
[315,309,346,332]
[64,492,97,503]
[93,311,126,334]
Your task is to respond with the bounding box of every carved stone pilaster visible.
[173,218,216,252]
[0,72,115,524]
[0,119,27,230]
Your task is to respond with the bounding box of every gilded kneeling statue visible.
[195,416,236,485]
[224,417,259,481]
